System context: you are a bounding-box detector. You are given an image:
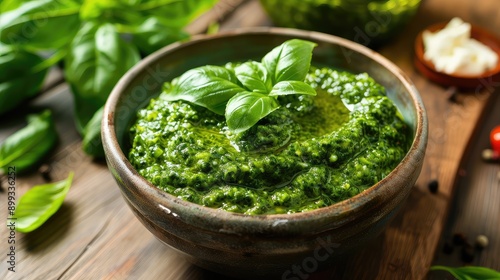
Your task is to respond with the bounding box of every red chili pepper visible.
[491,125,500,153]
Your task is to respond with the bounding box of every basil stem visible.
[0,110,58,174]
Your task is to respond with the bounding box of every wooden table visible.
[1,0,499,279]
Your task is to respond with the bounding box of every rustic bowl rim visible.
[103,27,427,233]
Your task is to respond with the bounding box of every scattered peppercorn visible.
[39,164,52,182]
[428,179,439,193]
[475,235,489,250]
[442,241,454,254]
[453,233,467,246]
[460,243,475,263]
[482,149,500,162]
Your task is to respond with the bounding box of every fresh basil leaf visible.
[82,106,104,158]
[0,110,58,174]
[235,61,272,94]
[262,39,317,84]
[0,0,81,50]
[163,66,246,115]
[0,44,48,115]
[136,0,218,28]
[11,172,74,233]
[80,0,143,25]
[65,22,140,132]
[269,81,317,97]
[131,17,189,55]
[225,92,280,133]
[0,0,24,13]
[431,265,500,280]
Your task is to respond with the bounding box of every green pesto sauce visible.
[128,66,411,215]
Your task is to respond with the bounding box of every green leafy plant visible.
[10,172,74,233]
[163,39,317,133]
[0,0,218,157]
[82,106,104,157]
[431,265,500,280]
[0,43,48,115]
[0,110,58,174]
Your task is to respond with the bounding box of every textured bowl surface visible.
[102,27,428,278]
[414,22,500,89]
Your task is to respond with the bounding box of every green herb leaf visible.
[269,81,317,97]
[0,0,23,13]
[65,22,140,132]
[0,110,58,174]
[225,92,280,133]
[82,106,104,158]
[136,0,218,28]
[165,39,317,133]
[0,0,81,50]
[0,44,48,115]
[11,172,74,233]
[80,0,144,25]
[235,61,272,94]
[431,265,500,280]
[163,66,246,115]
[131,17,189,55]
[262,39,317,84]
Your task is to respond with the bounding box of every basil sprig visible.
[10,172,74,233]
[163,39,317,133]
[0,110,58,174]
[430,265,500,280]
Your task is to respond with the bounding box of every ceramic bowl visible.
[102,27,428,278]
[414,22,500,89]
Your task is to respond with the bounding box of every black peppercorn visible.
[442,241,454,254]
[428,179,439,193]
[452,233,467,246]
[460,244,475,263]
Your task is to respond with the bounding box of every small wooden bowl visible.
[414,22,500,89]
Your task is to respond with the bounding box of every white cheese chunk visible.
[422,17,498,76]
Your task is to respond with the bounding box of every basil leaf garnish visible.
[430,265,500,280]
[235,61,272,94]
[269,81,317,97]
[0,110,58,174]
[163,39,317,134]
[11,172,74,233]
[262,39,317,84]
[226,92,280,133]
[163,65,246,115]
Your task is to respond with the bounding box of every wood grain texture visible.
[1,0,499,279]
